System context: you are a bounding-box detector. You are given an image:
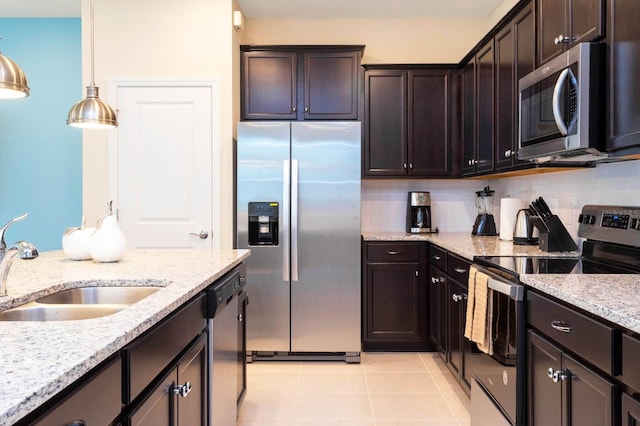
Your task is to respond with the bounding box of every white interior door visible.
[110,82,217,249]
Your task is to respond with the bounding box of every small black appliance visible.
[472,186,498,236]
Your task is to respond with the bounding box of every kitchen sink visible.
[35,286,160,305]
[0,303,124,321]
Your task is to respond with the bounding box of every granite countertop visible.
[363,231,640,335]
[0,249,250,426]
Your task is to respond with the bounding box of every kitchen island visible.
[0,249,249,425]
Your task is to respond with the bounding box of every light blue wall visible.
[0,18,81,251]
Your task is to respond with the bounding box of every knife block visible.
[531,215,579,252]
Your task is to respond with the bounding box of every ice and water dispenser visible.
[248,202,279,246]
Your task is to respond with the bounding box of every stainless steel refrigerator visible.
[236,121,361,362]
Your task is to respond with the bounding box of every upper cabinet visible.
[606,0,640,155]
[537,0,605,65]
[364,66,454,177]
[241,46,363,121]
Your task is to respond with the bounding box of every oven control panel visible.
[578,205,640,246]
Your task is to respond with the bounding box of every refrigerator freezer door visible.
[290,121,362,352]
[237,122,291,352]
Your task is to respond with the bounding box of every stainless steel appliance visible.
[518,42,605,163]
[236,121,361,363]
[205,265,246,426]
[406,191,432,233]
[470,204,640,425]
[513,208,539,245]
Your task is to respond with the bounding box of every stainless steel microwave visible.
[518,42,605,163]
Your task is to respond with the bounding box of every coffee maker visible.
[407,192,432,233]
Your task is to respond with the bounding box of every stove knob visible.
[578,214,585,223]
[589,215,596,225]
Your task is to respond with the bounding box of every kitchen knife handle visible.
[291,159,299,282]
[283,160,290,282]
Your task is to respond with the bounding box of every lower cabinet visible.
[362,241,429,350]
[622,393,640,425]
[126,335,207,426]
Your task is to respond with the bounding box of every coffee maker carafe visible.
[407,192,432,233]
[472,186,498,236]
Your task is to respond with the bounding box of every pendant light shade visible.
[0,49,30,99]
[67,0,117,129]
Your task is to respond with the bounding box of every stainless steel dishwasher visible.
[205,266,246,426]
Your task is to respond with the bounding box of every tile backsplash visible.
[361,160,640,241]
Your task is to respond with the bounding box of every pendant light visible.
[0,38,30,99]
[67,0,117,129]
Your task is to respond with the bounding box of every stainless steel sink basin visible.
[0,303,124,321]
[35,286,160,305]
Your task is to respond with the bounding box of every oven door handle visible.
[487,276,525,301]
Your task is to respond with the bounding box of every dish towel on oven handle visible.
[464,266,494,355]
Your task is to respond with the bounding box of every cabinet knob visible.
[174,381,193,398]
[554,34,570,45]
[304,107,309,112]
[504,149,512,158]
[238,313,244,322]
[452,294,460,302]
[403,163,407,169]
[292,107,297,112]
[547,367,569,383]
[67,422,86,426]
[409,163,413,169]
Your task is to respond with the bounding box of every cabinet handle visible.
[67,421,86,426]
[550,320,572,333]
[403,163,407,169]
[554,34,570,45]
[238,313,244,322]
[386,250,401,255]
[174,381,193,398]
[547,367,569,383]
[433,255,441,261]
[454,267,467,274]
[504,149,512,158]
[452,294,461,302]
[409,163,413,169]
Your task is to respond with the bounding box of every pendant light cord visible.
[90,0,95,87]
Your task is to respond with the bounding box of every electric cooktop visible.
[475,255,638,276]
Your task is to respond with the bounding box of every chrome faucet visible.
[0,214,39,297]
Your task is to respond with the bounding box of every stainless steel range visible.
[469,205,640,426]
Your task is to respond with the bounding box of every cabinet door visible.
[241,51,297,120]
[429,267,447,356]
[563,353,616,426]
[237,291,248,407]
[304,51,359,120]
[176,336,207,425]
[461,63,476,176]
[622,393,640,425]
[475,41,495,174]
[537,0,567,65]
[365,262,426,348]
[447,280,465,379]
[128,370,175,426]
[569,0,605,45]
[494,23,516,171]
[408,69,450,176]
[364,70,407,176]
[527,330,562,426]
[606,0,640,153]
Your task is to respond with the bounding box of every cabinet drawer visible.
[367,243,420,262]
[447,253,470,286]
[430,245,447,270]
[123,293,206,403]
[622,333,640,391]
[528,291,615,374]
[32,356,121,425]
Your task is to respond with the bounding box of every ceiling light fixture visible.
[0,38,30,99]
[67,0,117,129]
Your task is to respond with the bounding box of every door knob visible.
[189,231,209,239]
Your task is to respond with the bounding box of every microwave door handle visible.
[552,68,570,136]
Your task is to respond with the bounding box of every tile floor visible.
[237,352,471,425]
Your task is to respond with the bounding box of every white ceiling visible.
[0,0,505,19]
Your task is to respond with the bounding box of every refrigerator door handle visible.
[283,160,290,282]
[291,159,299,282]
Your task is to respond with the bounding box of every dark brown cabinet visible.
[241,46,362,121]
[606,0,640,155]
[364,67,453,177]
[527,330,616,426]
[428,245,448,357]
[362,241,429,350]
[537,0,605,65]
[622,393,640,425]
[463,41,495,175]
[495,3,535,171]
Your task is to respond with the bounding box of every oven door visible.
[470,267,526,426]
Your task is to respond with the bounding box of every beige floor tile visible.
[236,394,296,422]
[430,370,469,395]
[370,393,457,422]
[375,422,459,425]
[246,372,300,394]
[247,360,301,373]
[291,393,374,421]
[418,353,450,373]
[299,360,365,373]
[366,372,441,394]
[361,352,429,372]
[297,371,368,394]
[443,393,471,422]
